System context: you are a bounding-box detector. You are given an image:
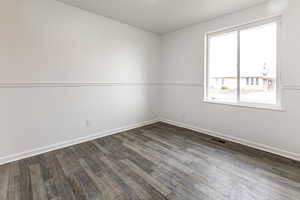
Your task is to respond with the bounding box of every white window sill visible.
[203,99,285,112]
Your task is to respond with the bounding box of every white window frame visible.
[204,16,283,111]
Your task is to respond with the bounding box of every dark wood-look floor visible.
[1,122,300,200]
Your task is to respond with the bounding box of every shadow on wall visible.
[267,0,288,13]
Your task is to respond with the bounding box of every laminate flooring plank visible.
[19,159,33,200]
[46,153,78,200]
[7,162,21,200]
[100,156,153,200]
[0,164,10,200]
[1,122,300,200]
[29,164,48,200]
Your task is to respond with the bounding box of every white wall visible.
[2,0,300,164]
[160,0,300,160]
[0,0,160,163]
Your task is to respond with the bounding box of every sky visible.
[208,22,277,78]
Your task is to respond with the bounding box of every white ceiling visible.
[57,0,269,34]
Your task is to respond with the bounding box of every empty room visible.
[1,0,300,199]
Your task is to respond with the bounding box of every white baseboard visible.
[160,118,300,162]
[0,118,159,165]
[2,118,299,165]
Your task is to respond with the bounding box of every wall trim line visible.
[160,118,300,162]
[1,82,300,90]
[0,82,160,88]
[1,118,299,165]
[0,118,159,166]
[160,83,204,87]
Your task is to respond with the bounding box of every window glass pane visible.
[207,31,237,102]
[240,22,277,104]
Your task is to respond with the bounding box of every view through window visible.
[206,20,278,106]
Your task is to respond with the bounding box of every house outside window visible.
[204,17,281,110]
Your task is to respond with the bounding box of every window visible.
[205,18,281,109]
